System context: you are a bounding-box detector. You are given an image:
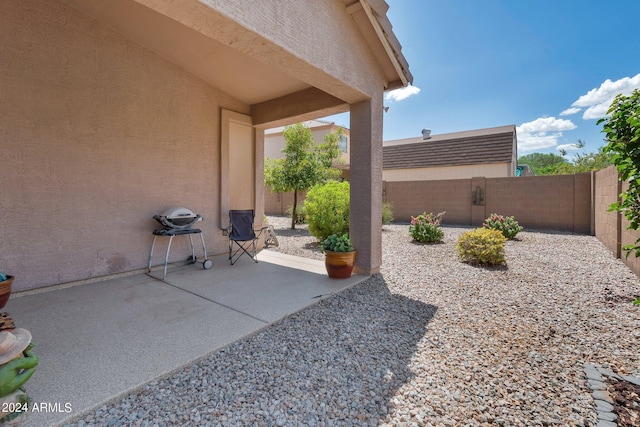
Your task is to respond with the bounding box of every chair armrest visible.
[253,226,270,237]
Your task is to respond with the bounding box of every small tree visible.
[555,141,614,174]
[264,123,343,229]
[517,152,568,175]
[599,89,640,306]
[598,89,640,257]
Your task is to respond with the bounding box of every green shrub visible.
[482,213,523,239]
[285,204,307,224]
[304,181,350,241]
[409,212,445,243]
[382,201,395,225]
[457,228,507,266]
[322,233,354,252]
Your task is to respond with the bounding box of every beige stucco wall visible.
[265,125,350,163]
[383,162,512,182]
[1,0,249,291]
[194,0,383,101]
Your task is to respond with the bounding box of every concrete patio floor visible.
[6,250,366,426]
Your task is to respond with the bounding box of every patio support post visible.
[349,96,384,275]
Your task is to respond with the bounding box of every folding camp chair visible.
[226,209,269,265]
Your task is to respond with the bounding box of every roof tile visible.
[383,125,516,169]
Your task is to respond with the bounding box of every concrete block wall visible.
[382,174,592,232]
[595,166,621,257]
[267,174,592,232]
[485,173,592,233]
[264,190,306,216]
[594,166,640,276]
[384,179,472,225]
[620,197,640,276]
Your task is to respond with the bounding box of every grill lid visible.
[153,206,202,230]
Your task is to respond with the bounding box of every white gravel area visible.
[67,216,640,426]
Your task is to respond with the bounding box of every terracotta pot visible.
[0,276,14,309]
[324,251,356,279]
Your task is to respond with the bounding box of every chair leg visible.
[229,239,259,265]
[251,240,258,262]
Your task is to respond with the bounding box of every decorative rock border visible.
[584,363,640,426]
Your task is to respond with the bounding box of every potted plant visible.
[0,272,13,310]
[322,234,356,279]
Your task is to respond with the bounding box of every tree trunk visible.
[291,190,297,229]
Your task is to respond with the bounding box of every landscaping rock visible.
[62,220,640,426]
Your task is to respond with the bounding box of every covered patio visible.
[1,2,411,423]
[9,252,365,426]
[2,0,412,295]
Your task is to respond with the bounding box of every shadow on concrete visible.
[9,251,365,427]
[64,274,437,425]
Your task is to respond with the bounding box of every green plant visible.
[634,297,640,306]
[598,89,640,257]
[264,123,343,229]
[285,204,307,224]
[409,212,445,243]
[322,233,354,252]
[382,201,395,225]
[519,142,614,175]
[457,228,507,266]
[483,213,523,239]
[304,181,350,241]
[517,152,568,175]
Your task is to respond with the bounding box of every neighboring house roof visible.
[383,125,517,170]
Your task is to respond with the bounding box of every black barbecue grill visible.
[148,207,213,279]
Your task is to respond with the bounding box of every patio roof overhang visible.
[64,0,412,128]
[345,0,413,91]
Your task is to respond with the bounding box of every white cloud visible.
[516,117,577,152]
[569,73,640,120]
[384,85,421,102]
[582,103,611,120]
[556,143,581,152]
[517,117,576,133]
[560,107,581,116]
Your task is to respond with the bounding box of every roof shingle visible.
[383,125,516,169]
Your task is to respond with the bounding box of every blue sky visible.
[324,0,640,159]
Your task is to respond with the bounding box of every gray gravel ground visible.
[67,216,640,426]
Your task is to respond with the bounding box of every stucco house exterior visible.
[382,125,518,181]
[2,0,412,292]
[264,119,351,165]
